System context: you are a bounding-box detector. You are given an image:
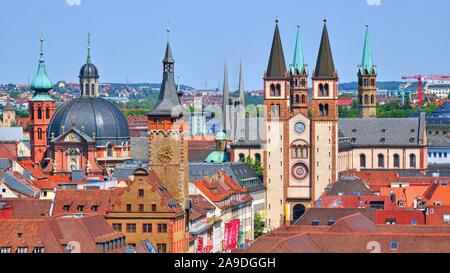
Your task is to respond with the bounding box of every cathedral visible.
[28,35,131,175]
[262,20,428,230]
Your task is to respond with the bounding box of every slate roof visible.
[0,172,40,197]
[339,114,426,147]
[313,20,337,78]
[266,21,287,78]
[148,43,184,117]
[325,176,373,196]
[428,135,450,147]
[0,159,11,170]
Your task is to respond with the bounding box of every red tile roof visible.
[0,198,52,219]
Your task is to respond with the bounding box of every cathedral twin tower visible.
[263,19,378,229]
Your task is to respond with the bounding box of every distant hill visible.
[339,81,406,91]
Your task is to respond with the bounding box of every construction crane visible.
[401,74,450,107]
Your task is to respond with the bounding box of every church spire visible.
[238,58,245,105]
[30,35,53,94]
[359,25,375,75]
[314,19,337,78]
[291,26,306,74]
[266,19,287,78]
[222,59,230,132]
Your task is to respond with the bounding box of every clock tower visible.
[147,41,189,210]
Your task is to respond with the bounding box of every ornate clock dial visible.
[294,122,306,134]
[157,145,174,163]
[292,163,309,180]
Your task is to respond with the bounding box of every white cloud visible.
[367,0,382,6]
[66,0,81,6]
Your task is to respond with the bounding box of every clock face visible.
[292,163,309,180]
[157,145,174,163]
[294,122,306,134]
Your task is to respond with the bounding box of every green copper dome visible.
[204,151,230,163]
[30,37,53,92]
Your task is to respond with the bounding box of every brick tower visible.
[310,19,339,201]
[290,26,309,117]
[358,25,377,118]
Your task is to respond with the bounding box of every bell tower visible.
[29,36,55,165]
[358,25,377,118]
[79,33,100,97]
[310,19,339,201]
[263,19,291,229]
[147,40,189,210]
[290,26,308,117]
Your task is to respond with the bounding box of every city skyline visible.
[0,0,449,89]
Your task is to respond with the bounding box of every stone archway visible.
[293,204,306,223]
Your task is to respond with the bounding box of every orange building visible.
[106,168,188,253]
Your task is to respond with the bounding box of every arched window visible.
[271,104,280,117]
[324,104,329,116]
[275,84,281,96]
[319,84,324,96]
[255,153,261,162]
[301,146,308,158]
[45,108,50,119]
[238,153,245,162]
[86,84,90,96]
[378,154,384,168]
[107,144,114,157]
[38,107,42,119]
[292,146,298,158]
[91,83,95,95]
[371,79,375,86]
[409,154,416,168]
[371,95,375,104]
[270,84,275,96]
[360,154,366,168]
[393,154,400,168]
[301,79,306,87]
[364,95,369,104]
[295,94,300,104]
[359,95,362,104]
[37,128,43,140]
[301,94,306,103]
[319,104,324,116]
[324,84,329,96]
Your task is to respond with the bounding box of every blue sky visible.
[0,0,449,90]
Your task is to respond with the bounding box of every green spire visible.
[30,35,53,94]
[291,25,306,74]
[87,33,91,64]
[359,25,375,75]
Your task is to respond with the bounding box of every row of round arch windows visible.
[31,108,51,120]
[359,153,417,168]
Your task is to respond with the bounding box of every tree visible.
[244,156,263,177]
[254,213,265,239]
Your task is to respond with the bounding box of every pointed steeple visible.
[223,59,229,107]
[291,26,306,74]
[148,41,182,117]
[30,35,53,93]
[266,19,287,78]
[4,98,14,112]
[359,25,375,75]
[222,59,230,132]
[314,19,336,78]
[238,58,245,105]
